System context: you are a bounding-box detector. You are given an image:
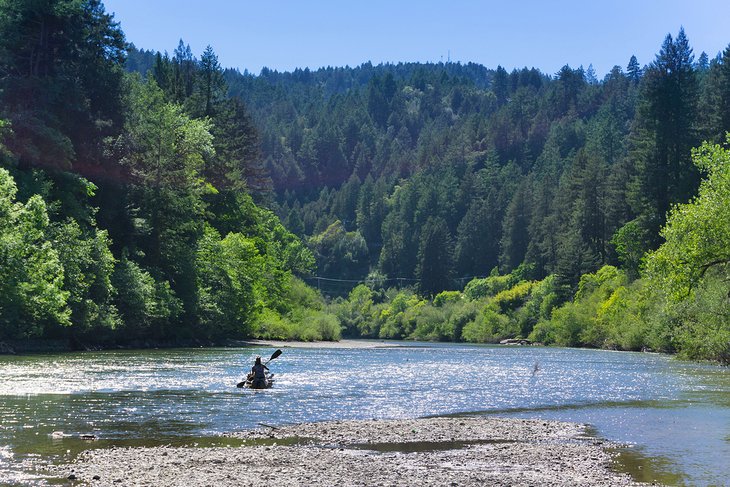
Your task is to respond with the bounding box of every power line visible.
[303,274,488,284]
[302,274,489,294]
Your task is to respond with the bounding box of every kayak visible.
[236,350,282,389]
[237,372,274,389]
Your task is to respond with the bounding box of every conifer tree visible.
[629,29,699,242]
[627,55,642,83]
[719,44,730,136]
[416,217,454,297]
[195,46,227,118]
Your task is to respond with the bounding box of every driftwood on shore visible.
[499,338,535,345]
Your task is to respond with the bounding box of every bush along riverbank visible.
[327,139,730,366]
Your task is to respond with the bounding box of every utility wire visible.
[302,274,489,295]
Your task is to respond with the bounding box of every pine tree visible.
[172,39,196,102]
[629,29,699,242]
[493,65,509,105]
[0,0,126,174]
[627,55,642,83]
[153,52,173,94]
[499,181,531,272]
[195,46,227,118]
[416,218,454,297]
[455,195,500,276]
[719,44,730,136]
[696,51,709,72]
[585,64,598,85]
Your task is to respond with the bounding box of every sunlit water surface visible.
[0,343,728,486]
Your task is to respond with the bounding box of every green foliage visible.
[665,271,730,364]
[2,12,730,360]
[611,219,652,279]
[254,307,341,342]
[333,284,375,337]
[254,277,342,341]
[309,220,368,281]
[196,224,266,337]
[462,307,512,343]
[410,305,453,341]
[433,290,461,307]
[376,290,424,339]
[0,27,323,344]
[527,265,659,350]
[0,169,69,338]
[0,0,127,174]
[645,139,730,299]
[463,273,514,300]
[415,217,454,297]
[642,138,730,363]
[253,308,295,340]
[49,220,119,332]
[119,75,214,191]
[493,280,535,313]
[112,253,182,338]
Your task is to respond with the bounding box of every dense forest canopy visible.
[130,29,730,298]
[0,0,329,345]
[1,0,729,362]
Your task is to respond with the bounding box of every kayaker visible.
[250,356,269,388]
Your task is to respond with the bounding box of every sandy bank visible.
[50,417,647,486]
[239,338,402,349]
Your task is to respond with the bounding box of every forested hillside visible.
[178,31,727,299]
[128,28,730,362]
[0,0,337,347]
[1,0,728,362]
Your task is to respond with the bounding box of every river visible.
[0,342,728,486]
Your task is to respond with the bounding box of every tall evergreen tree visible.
[416,217,453,297]
[172,39,196,102]
[455,194,500,276]
[499,181,530,272]
[194,45,227,118]
[627,55,642,83]
[493,65,509,105]
[0,0,127,175]
[719,44,730,136]
[629,29,699,242]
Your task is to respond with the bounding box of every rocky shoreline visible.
[49,417,648,486]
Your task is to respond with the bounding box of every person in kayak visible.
[250,356,269,388]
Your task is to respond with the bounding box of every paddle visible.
[236,349,283,388]
[265,349,283,364]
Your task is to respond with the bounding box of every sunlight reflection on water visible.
[0,343,728,485]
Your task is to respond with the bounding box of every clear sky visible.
[103,0,730,78]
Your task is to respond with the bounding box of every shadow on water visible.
[432,398,685,418]
[609,446,687,486]
[40,434,322,458]
[349,438,516,453]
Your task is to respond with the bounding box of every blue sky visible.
[103,0,730,77]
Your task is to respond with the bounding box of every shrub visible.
[461,307,511,343]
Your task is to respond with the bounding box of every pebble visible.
[48,418,645,486]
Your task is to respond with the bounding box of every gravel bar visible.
[50,417,649,486]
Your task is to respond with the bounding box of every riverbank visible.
[238,338,401,349]
[0,338,383,355]
[49,417,646,486]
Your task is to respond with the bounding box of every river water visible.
[0,343,728,486]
